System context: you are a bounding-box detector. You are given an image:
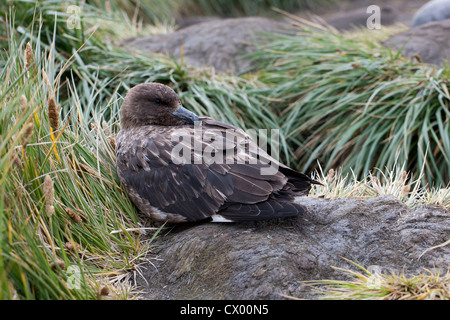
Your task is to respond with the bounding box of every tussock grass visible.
[306,259,450,300]
[255,21,450,187]
[2,1,278,133]
[310,164,450,209]
[0,16,155,299]
[87,0,180,25]
[0,0,284,299]
[1,0,449,300]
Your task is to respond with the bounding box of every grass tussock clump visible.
[1,0,449,300]
[0,1,278,134]
[0,0,281,300]
[256,19,450,187]
[0,29,156,299]
[310,164,450,209]
[306,259,450,300]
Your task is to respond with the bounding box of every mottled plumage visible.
[116,83,318,223]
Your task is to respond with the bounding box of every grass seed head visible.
[412,54,422,64]
[78,163,99,178]
[102,120,111,136]
[8,280,20,300]
[89,122,98,132]
[25,42,33,69]
[108,137,116,151]
[43,175,55,216]
[64,208,83,223]
[401,184,411,198]
[48,95,59,131]
[21,121,34,149]
[401,171,408,184]
[99,286,110,297]
[11,151,23,170]
[64,242,81,252]
[20,95,27,111]
[327,168,335,182]
[3,193,11,209]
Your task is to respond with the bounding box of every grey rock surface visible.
[305,0,427,29]
[325,4,399,30]
[384,19,450,67]
[123,17,292,74]
[137,196,450,299]
[412,0,450,27]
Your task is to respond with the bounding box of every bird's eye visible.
[154,98,162,104]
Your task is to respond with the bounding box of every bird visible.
[115,83,319,223]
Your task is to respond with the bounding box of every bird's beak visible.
[169,105,199,124]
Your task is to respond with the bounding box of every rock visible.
[122,17,291,74]
[325,4,399,30]
[175,16,221,29]
[383,19,450,67]
[136,196,450,299]
[411,0,450,27]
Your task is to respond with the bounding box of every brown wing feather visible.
[116,120,313,222]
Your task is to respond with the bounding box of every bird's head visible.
[120,83,199,129]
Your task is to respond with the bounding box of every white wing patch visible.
[210,214,234,223]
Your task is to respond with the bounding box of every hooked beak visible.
[169,105,199,124]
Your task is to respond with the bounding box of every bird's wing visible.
[201,117,317,193]
[116,122,296,222]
